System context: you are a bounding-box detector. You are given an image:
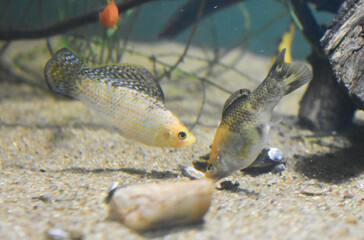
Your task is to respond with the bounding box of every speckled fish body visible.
[205,49,312,179]
[44,48,196,148]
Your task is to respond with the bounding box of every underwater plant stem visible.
[159,0,246,38]
[0,41,11,57]
[14,53,44,83]
[205,16,220,77]
[0,0,156,41]
[220,10,287,60]
[190,78,206,130]
[289,0,324,56]
[238,3,251,31]
[46,38,54,57]
[0,58,46,91]
[118,7,141,62]
[123,48,231,93]
[194,10,286,83]
[147,51,254,83]
[99,36,106,64]
[157,0,208,81]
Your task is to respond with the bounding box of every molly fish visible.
[44,48,196,148]
[205,49,312,179]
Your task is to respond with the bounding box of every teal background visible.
[132,0,334,59]
[0,0,335,59]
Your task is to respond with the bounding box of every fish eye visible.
[206,164,214,173]
[178,131,187,140]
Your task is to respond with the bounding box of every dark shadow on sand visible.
[45,167,179,179]
[0,121,117,132]
[140,221,204,239]
[294,122,364,184]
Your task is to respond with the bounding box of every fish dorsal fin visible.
[82,64,165,102]
[222,89,251,119]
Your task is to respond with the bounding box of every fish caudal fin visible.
[269,49,312,95]
[44,48,83,98]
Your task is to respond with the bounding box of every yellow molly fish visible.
[205,49,312,179]
[270,22,296,65]
[44,48,196,148]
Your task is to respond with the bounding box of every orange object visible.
[99,0,119,29]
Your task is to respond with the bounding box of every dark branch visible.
[290,0,324,56]
[0,0,156,41]
[158,0,245,38]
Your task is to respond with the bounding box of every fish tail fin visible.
[269,49,312,95]
[44,48,83,98]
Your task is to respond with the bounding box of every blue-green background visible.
[131,0,334,59]
[0,0,335,59]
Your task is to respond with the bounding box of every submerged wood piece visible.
[108,179,215,232]
[321,0,364,110]
[298,53,356,131]
[158,0,244,38]
[292,0,358,131]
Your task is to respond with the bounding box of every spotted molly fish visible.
[205,49,312,179]
[44,48,196,148]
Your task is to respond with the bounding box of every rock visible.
[107,179,215,232]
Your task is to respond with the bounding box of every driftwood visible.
[158,0,245,38]
[294,0,360,131]
[321,0,364,110]
[298,52,357,131]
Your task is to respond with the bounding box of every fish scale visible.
[44,48,195,148]
[75,80,163,142]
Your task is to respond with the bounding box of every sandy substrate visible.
[0,40,363,240]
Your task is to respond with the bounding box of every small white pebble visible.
[47,229,69,240]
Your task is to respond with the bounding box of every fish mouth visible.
[177,137,196,147]
[176,132,196,147]
[188,134,197,145]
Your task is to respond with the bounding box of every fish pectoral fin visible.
[270,113,282,127]
[222,89,251,119]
